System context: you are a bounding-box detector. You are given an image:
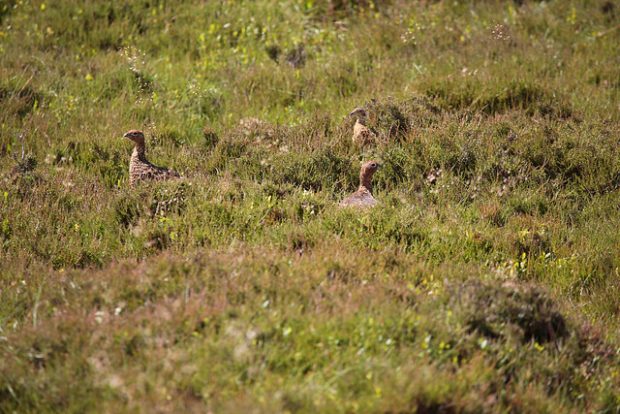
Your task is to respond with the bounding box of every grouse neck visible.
[359,172,373,193]
[132,143,147,161]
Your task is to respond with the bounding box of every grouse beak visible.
[122,132,130,138]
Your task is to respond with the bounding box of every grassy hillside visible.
[1,0,619,412]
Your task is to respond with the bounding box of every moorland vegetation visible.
[1,0,619,412]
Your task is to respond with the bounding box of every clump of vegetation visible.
[453,280,568,343]
[424,79,574,118]
[0,0,619,412]
[366,98,411,141]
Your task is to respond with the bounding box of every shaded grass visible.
[1,0,620,412]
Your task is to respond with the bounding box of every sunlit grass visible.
[1,0,619,412]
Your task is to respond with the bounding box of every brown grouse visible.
[339,160,380,208]
[349,107,377,147]
[123,130,180,186]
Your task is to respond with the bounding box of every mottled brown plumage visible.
[339,160,380,208]
[349,108,377,147]
[123,130,179,186]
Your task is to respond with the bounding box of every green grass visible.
[1,0,619,412]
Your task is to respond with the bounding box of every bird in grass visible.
[339,160,380,208]
[349,107,377,147]
[123,130,179,186]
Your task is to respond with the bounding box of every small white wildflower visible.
[94,310,105,324]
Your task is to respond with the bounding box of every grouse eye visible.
[371,163,377,168]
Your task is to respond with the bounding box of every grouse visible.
[123,130,180,186]
[349,107,377,147]
[339,160,380,208]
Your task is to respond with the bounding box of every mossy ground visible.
[1,0,619,412]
